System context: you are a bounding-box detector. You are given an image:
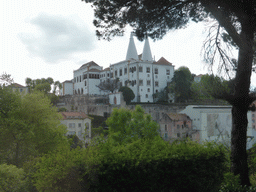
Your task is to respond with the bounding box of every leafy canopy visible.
[119,86,135,104]
[106,105,160,145]
[169,66,192,102]
[0,87,68,167]
[25,77,62,95]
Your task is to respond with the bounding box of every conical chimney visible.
[142,34,153,61]
[126,32,138,60]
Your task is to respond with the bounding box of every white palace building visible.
[60,33,175,103]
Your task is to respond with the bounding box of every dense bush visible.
[33,138,228,192]
[89,138,227,192]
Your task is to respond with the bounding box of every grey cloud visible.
[19,13,96,63]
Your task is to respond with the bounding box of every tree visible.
[0,87,68,167]
[153,86,169,103]
[96,78,119,93]
[119,86,135,104]
[106,105,160,145]
[0,163,28,192]
[191,74,234,102]
[83,0,256,186]
[25,77,63,105]
[25,77,62,94]
[0,72,13,86]
[169,66,192,103]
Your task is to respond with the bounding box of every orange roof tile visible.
[167,113,191,121]
[156,57,172,65]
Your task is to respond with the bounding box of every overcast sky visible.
[1,0,255,87]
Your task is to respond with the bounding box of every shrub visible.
[90,138,227,192]
[0,163,28,192]
[219,172,256,192]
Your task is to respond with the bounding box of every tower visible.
[141,35,153,62]
[126,32,138,60]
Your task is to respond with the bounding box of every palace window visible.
[139,80,143,86]
[146,67,150,73]
[69,123,75,128]
[155,81,159,87]
[119,69,122,76]
[147,80,151,86]
[166,69,170,75]
[139,66,143,72]
[124,68,127,74]
[155,68,158,74]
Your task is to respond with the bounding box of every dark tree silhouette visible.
[96,78,119,93]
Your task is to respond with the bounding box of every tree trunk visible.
[231,105,250,186]
[231,27,254,186]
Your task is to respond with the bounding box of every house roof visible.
[155,57,172,65]
[63,80,73,83]
[79,61,99,69]
[10,83,25,88]
[60,112,89,120]
[102,67,110,71]
[167,113,191,121]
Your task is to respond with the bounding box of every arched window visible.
[81,88,83,94]
[78,89,80,94]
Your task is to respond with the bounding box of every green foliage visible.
[67,135,84,149]
[25,77,62,95]
[89,115,107,129]
[58,107,67,112]
[219,172,256,192]
[153,86,169,103]
[33,146,89,192]
[90,139,227,192]
[106,105,160,145]
[0,87,68,167]
[169,66,192,103]
[119,86,135,104]
[0,72,13,86]
[0,163,28,192]
[191,74,234,102]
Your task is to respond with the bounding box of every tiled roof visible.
[79,61,99,69]
[10,83,25,88]
[155,57,172,65]
[167,113,191,121]
[102,67,110,71]
[60,112,89,120]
